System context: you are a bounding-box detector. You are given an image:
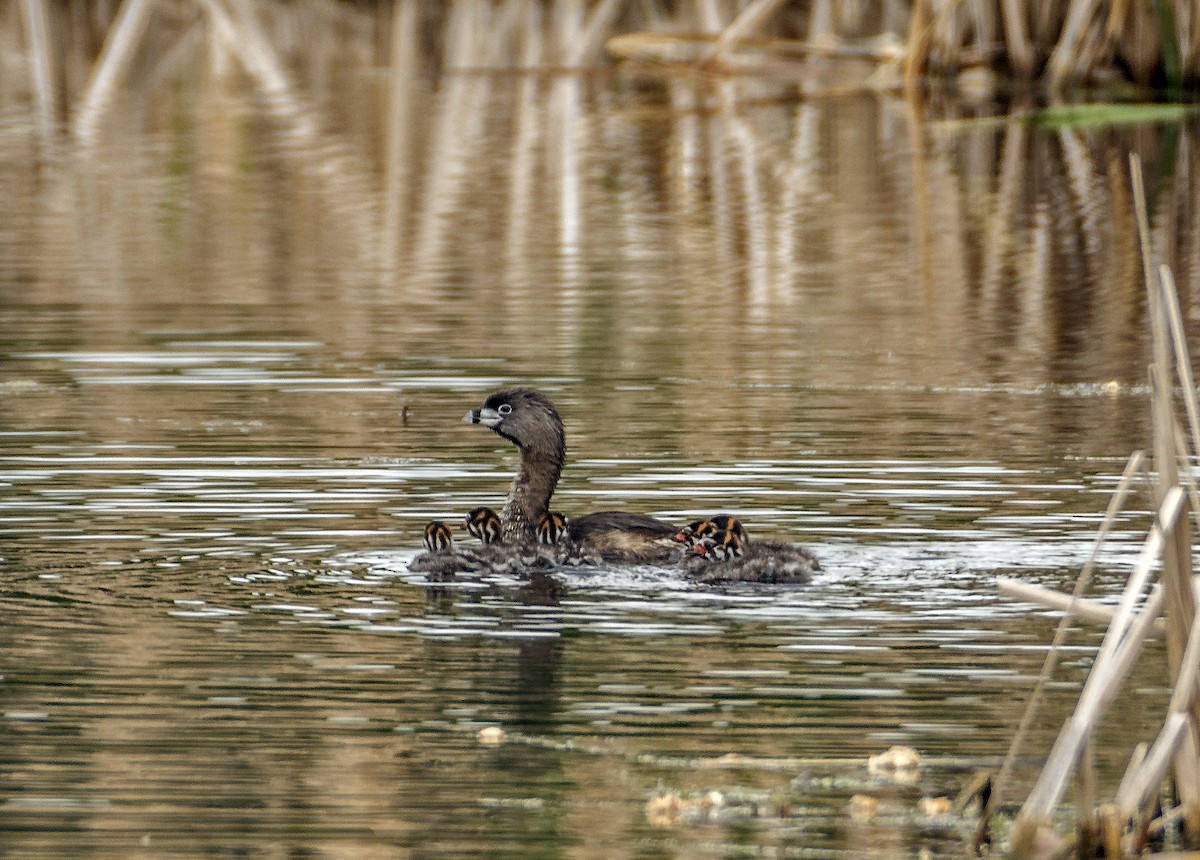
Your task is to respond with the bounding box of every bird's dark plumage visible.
[464,388,565,543]
[463,388,679,561]
[685,527,818,584]
[435,388,823,580]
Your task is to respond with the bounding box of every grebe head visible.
[676,515,746,546]
[464,388,565,456]
[535,511,569,545]
[694,527,746,561]
[464,506,503,544]
[422,521,454,553]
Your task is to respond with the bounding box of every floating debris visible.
[848,794,880,821]
[645,789,727,828]
[919,796,953,817]
[867,745,921,778]
[477,726,505,745]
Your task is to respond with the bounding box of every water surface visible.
[1,20,1197,857]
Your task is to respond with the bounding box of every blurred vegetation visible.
[5,0,1200,144]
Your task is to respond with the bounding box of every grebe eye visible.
[498,404,512,415]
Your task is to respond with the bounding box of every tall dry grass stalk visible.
[74,0,156,143]
[12,0,1200,143]
[1001,156,1200,858]
[19,0,55,139]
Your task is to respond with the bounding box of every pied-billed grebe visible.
[409,516,556,578]
[465,506,503,544]
[535,511,569,545]
[686,525,818,584]
[464,388,680,562]
[675,514,746,547]
[410,520,471,578]
[423,521,454,552]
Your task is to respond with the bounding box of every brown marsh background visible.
[3,1,1200,857]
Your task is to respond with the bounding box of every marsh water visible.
[5,16,1200,858]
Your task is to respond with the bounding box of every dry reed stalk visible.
[1134,151,1200,839]
[503,0,544,297]
[407,0,493,288]
[969,0,998,58]
[1173,428,1200,541]
[990,453,1147,823]
[553,75,584,272]
[382,0,419,274]
[74,0,157,143]
[20,0,56,139]
[696,0,723,33]
[1185,2,1200,78]
[1119,740,1150,799]
[1162,264,1200,474]
[977,124,1026,313]
[1078,13,1110,82]
[1133,156,1199,704]
[552,0,583,60]
[1100,803,1123,857]
[1029,2,1059,50]
[1103,0,1130,46]
[903,0,1002,82]
[568,0,625,66]
[1116,612,1200,819]
[1046,0,1103,88]
[697,0,789,66]
[808,0,834,43]
[903,0,930,97]
[1078,736,1099,854]
[996,576,1166,637]
[1009,156,1200,854]
[1000,0,1034,76]
[1010,489,1183,855]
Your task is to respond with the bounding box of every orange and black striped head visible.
[709,515,746,542]
[675,519,710,545]
[465,506,503,544]
[535,511,568,545]
[693,528,745,561]
[676,515,747,546]
[422,521,454,553]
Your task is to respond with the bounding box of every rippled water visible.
[0,304,1173,858]
[2,32,1198,857]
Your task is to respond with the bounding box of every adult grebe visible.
[463,388,680,562]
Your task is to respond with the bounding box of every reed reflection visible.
[1,6,1198,857]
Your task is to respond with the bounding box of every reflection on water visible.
[0,7,1196,856]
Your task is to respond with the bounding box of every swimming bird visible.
[410,520,475,579]
[409,517,556,578]
[423,521,454,552]
[686,526,818,584]
[463,388,681,562]
[675,514,747,547]
[535,511,569,545]
[465,506,503,544]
